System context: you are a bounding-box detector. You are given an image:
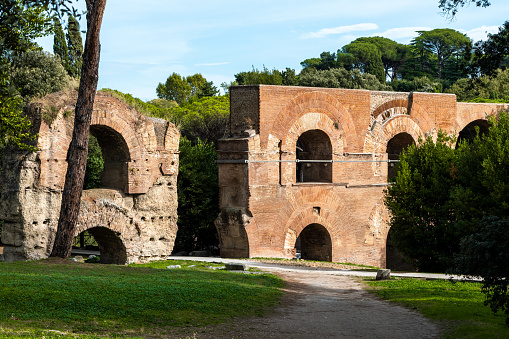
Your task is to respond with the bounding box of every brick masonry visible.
[0,91,180,264]
[216,85,509,267]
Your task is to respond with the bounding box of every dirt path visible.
[191,268,440,339]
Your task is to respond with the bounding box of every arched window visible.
[296,130,332,183]
[386,132,415,181]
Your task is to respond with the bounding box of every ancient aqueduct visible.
[1,86,507,266]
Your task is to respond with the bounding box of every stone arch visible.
[295,223,333,261]
[365,114,423,155]
[373,99,410,120]
[408,101,434,134]
[455,119,490,147]
[453,108,488,137]
[280,113,345,184]
[371,97,434,136]
[76,226,128,264]
[282,210,337,258]
[382,115,423,147]
[282,112,345,153]
[272,91,358,152]
[74,195,138,264]
[90,111,145,162]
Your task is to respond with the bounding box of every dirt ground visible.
[185,267,440,339]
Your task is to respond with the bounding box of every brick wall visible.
[216,85,508,267]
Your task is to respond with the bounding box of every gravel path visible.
[190,266,441,339]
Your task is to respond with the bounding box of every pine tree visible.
[66,16,83,78]
[53,18,70,74]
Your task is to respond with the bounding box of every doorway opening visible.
[295,223,332,262]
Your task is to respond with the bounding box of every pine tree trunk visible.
[50,0,107,258]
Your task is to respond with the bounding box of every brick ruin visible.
[0,91,180,264]
[215,85,509,268]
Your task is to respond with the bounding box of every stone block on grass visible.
[376,269,391,280]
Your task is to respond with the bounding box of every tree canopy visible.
[472,21,509,76]
[298,67,392,91]
[339,39,386,83]
[10,49,71,102]
[156,73,217,105]
[384,132,458,272]
[411,28,472,80]
[65,15,83,78]
[234,66,297,86]
[385,110,509,323]
[173,138,219,254]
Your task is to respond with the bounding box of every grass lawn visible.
[0,258,284,338]
[365,278,509,338]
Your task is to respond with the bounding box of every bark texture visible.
[51,0,107,258]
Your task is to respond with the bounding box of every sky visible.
[36,0,509,101]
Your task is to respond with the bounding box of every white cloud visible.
[371,27,432,42]
[195,62,231,67]
[301,23,378,39]
[460,25,499,42]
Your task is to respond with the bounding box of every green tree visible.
[66,15,83,78]
[153,95,229,145]
[173,138,219,253]
[352,37,410,81]
[53,17,69,73]
[451,111,509,325]
[340,40,386,83]
[198,80,219,98]
[454,216,509,325]
[84,135,103,189]
[156,73,216,105]
[447,69,509,101]
[384,132,458,272]
[411,28,472,80]
[472,21,509,76]
[391,76,443,93]
[0,0,49,150]
[301,52,344,73]
[0,90,35,150]
[9,50,71,102]
[0,0,52,60]
[220,80,237,94]
[298,67,392,91]
[157,73,192,105]
[300,57,322,71]
[235,66,283,85]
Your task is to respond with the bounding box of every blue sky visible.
[37,0,509,101]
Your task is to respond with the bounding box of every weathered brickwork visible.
[216,85,509,267]
[0,91,179,264]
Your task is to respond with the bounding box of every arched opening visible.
[296,130,332,183]
[295,223,332,262]
[456,119,489,147]
[85,125,131,192]
[385,229,416,271]
[73,227,127,264]
[386,132,415,181]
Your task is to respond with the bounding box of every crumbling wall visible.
[0,91,179,264]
